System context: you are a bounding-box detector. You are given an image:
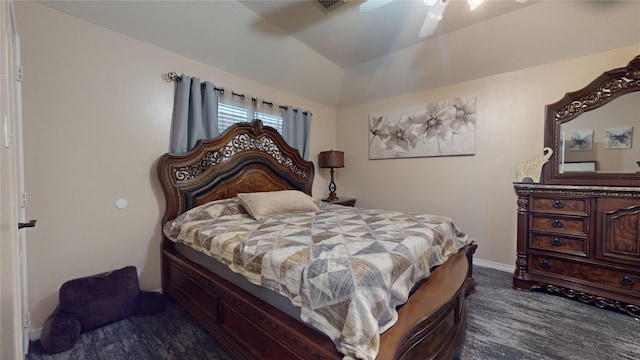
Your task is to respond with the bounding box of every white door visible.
[1,1,27,358]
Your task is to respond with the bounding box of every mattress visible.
[174,241,303,321]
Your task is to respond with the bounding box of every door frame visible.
[0,1,27,358]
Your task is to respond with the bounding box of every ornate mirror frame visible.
[542,55,640,186]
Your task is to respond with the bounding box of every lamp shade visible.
[318,150,344,168]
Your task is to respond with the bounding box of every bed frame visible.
[158,120,477,360]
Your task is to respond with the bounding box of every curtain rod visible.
[165,71,307,114]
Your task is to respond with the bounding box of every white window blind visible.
[217,103,283,133]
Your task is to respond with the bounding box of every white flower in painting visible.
[369,115,387,141]
[449,97,476,134]
[382,114,420,153]
[411,102,456,143]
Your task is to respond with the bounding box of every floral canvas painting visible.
[369,96,476,159]
[605,127,632,149]
[568,130,593,151]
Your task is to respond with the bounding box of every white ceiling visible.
[237,0,536,69]
[35,0,640,108]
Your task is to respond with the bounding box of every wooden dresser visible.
[513,183,640,317]
[511,55,640,318]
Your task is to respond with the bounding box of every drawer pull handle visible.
[551,218,563,228]
[553,199,564,208]
[620,275,635,286]
[551,237,562,246]
[540,259,551,269]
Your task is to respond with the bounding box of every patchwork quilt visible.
[163,198,473,360]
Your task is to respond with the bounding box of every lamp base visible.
[326,168,339,202]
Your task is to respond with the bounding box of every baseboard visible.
[474,258,514,273]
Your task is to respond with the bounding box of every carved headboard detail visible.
[158,120,315,225]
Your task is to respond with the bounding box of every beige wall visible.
[16,1,336,331]
[16,0,640,335]
[335,45,640,269]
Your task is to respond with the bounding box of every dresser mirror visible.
[542,55,640,186]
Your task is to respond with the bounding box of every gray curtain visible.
[282,107,312,160]
[169,75,219,154]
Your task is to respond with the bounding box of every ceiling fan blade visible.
[418,14,440,38]
[419,0,448,38]
[358,0,395,13]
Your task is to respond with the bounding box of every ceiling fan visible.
[359,0,527,38]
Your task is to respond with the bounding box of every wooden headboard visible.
[157,120,315,226]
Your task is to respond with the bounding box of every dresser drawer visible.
[529,255,640,296]
[529,234,587,257]
[531,196,589,215]
[530,215,588,237]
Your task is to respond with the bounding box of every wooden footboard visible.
[162,241,477,360]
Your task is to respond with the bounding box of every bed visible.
[157,119,478,360]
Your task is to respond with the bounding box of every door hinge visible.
[23,312,30,328]
[21,192,27,208]
[17,66,23,82]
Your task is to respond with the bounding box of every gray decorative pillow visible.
[58,266,139,331]
[40,266,166,354]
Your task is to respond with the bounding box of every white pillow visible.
[237,190,320,221]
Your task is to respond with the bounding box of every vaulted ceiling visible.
[36,0,640,108]
[237,0,537,69]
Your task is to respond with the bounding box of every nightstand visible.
[322,198,356,207]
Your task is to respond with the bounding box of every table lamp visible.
[318,150,344,201]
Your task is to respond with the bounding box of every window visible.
[217,103,283,133]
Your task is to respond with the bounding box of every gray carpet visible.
[25,298,234,360]
[457,266,640,360]
[26,266,639,360]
